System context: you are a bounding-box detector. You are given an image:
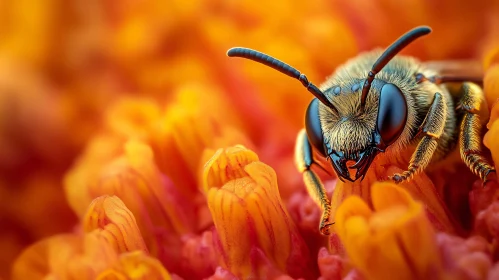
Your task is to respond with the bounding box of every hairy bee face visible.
[228,26,430,183]
[315,81,408,182]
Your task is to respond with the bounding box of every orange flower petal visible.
[329,160,457,247]
[150,86,251,195]
[11,233,118,280]
[484,47,499,128]
[66,139,198,273]
[104,98,162,140]
[84,195,148,254]
[96,251,171,280]
[335,183,443,280]
[386,166,459,233]
[487,103,499,131]
[205,146,313,279]
[484,64,499,112]
[67,139,197,233]
[484,120,499,172]
[115,140,195,235]
[484,46,499,71]
[202,145,259,192]
[65,134,125,216]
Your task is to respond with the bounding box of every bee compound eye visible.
[376,83,408,146]
[305,98,327,157]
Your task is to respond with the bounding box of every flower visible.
[96,251,172,280]
[83,195,148,254]
[11,195,171,280]
[3,0,499,279]
[147,85,253,196]
[329,160,458,250]
[484,54,499,109]
[204,145,315,279]
[335,182,443,280]
[65,139,197,273]
[11,233,118,280]
[484,49,499,171]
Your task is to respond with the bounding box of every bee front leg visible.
[391,92,447,183]
[295,129,333,235]
[458,82,496,182]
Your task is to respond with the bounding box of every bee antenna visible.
[227,47,338,113]
[360,26,432,109]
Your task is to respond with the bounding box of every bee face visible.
[228,26,430,182]
[317,81,408,182]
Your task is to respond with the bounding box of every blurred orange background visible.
[0,0,498,278]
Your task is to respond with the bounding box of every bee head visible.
[227,26,431,182]
[307,25,430,182]
[315,81,408,182]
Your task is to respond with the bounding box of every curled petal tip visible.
[206,146,313,279]
[84,195,148,254]
[335,184,443,280]
[370,182,415,210]
[202,145,259,192]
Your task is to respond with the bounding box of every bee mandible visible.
[227,26,496,235]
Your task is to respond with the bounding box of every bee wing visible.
[422,60,483,84]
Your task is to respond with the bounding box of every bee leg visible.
[295,129,333,235]
[391,92,447,183]
[457,82,496,183]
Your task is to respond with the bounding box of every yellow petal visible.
[487,103,499,130]
[12,232,170,280]
[205,146,313,279]
[484,46,499,71]
[83,195,148,254]
[330,160,457,245]
[104,98,162,140]
[96,251,171,280]
[371,181,415,210]
[11,233,118,280]
[484,64,499,110]
[119,140,195,235]
[335,183,443,280]
[64,134,125,217]
[202,145,259,192]
[484,120,499,172]
[150,85,250,195]
[66,139,197,272]
[208,184,252,277]
[334,195,372,240]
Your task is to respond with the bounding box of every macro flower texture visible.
[2,0,499,279]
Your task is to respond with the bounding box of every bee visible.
[227,26,496,235]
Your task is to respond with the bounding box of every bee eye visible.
[377,83,408,146]
[306,98,326,157]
